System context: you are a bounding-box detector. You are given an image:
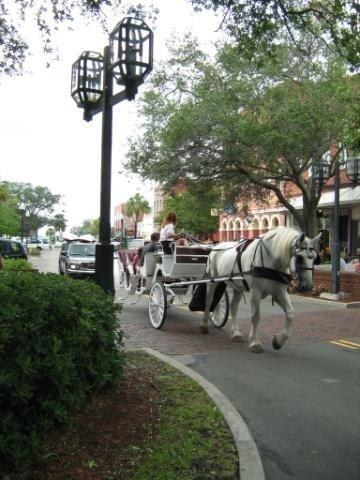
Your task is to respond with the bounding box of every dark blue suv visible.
[0,238,28,260]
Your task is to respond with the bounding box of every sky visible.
[0,0,222,231]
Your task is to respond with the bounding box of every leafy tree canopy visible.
[0,182,8,203]
[49,213,67,233]
[0,196,19,236]
[126,37,359,236]
[160,188,221,237]
[189,0,360,69]
[0,0,158,76]
[4,181,63,233]
[71,218,99,236]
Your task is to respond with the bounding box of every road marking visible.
[337,339,360,348]
[330,340,360,350]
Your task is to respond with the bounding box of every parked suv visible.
[0,238,28,260]
[58,241,96,278]
[27,237,50,250]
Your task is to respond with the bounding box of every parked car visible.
[58,241,96,278]
[26,238,50,250]
[0,238,28,260]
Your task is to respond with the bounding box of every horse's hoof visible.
[250,344,264,353]
[200,326,209,334]
[272,336,282,350]
[232,334,248,343]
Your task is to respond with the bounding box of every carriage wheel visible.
[149,281,167,329]
[210,289,230,328]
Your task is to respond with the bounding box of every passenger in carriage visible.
[140,232,161,265]
[160,211,187,254]
[132,247,143,275]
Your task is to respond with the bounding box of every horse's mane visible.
[262,227,300,265]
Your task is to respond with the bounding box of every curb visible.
[143,347,265,480]
[290,294,360,309]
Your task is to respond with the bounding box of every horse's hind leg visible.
[249,291,264,353]
[272,291,294,350]
[229,289,247,343]
[201,283,216,334]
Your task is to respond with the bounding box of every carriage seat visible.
[161,246,212,278]
[140,252,157,277]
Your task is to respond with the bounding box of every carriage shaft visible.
[164,275,244,288]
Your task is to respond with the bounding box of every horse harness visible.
[230,235,317,288]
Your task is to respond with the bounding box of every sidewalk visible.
[120,291,360,356]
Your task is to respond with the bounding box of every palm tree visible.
[125,193,151,238]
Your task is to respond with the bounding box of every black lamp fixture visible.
[71,17,153,294]
[346,154,360,184]
[313,146,359,187]
[312,159,331,189]
[71,51,104,120]
[109,17,153,100]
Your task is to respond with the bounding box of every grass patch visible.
[123,351,238,480]
[4,351,238,480]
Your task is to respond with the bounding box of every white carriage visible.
[118,244,230,330]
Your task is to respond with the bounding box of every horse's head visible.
[290,232,322,292]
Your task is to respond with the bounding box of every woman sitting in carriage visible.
[159,211,187,254]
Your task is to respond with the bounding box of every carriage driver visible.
[159,211,187,254]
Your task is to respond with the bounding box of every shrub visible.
[1,258,35,272]
[27,247,40,256]
[0,272,124,468]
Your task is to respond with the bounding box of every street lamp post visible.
[313,147,359,296]
[71,18,153,294]
[18,201,27,243]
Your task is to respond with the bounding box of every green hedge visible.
[0,272,124,468]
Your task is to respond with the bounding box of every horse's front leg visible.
[249,291,264,353]
[200,283,216,334]
[272,290,294,350]
[229,289,247,343]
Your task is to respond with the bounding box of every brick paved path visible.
[120,297,360,356]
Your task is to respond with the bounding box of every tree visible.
[125,193,151,238]
[4,181,62,234]
[71,218,100,237]
[49,213,67,234]
[0,0,158,76]
[189,0,360,69]
[0,182,8,203]
[127,39,359,236]
[0,196,19,236]
[160,188,220,237]
[46,227,55,243]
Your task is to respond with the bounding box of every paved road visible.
[31,249,360,480]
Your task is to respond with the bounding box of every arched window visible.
[262,218,269,233]
[228,221,234,241]
[271,217,280,228]
[235,220,241,240]
[252,219,260,237]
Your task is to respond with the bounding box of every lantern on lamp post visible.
[346,155,360,185]
[71,18,153,294]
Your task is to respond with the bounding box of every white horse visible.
[202,227,321,353]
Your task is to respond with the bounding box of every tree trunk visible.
[134,214,138,238]
[302,192,319,238]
